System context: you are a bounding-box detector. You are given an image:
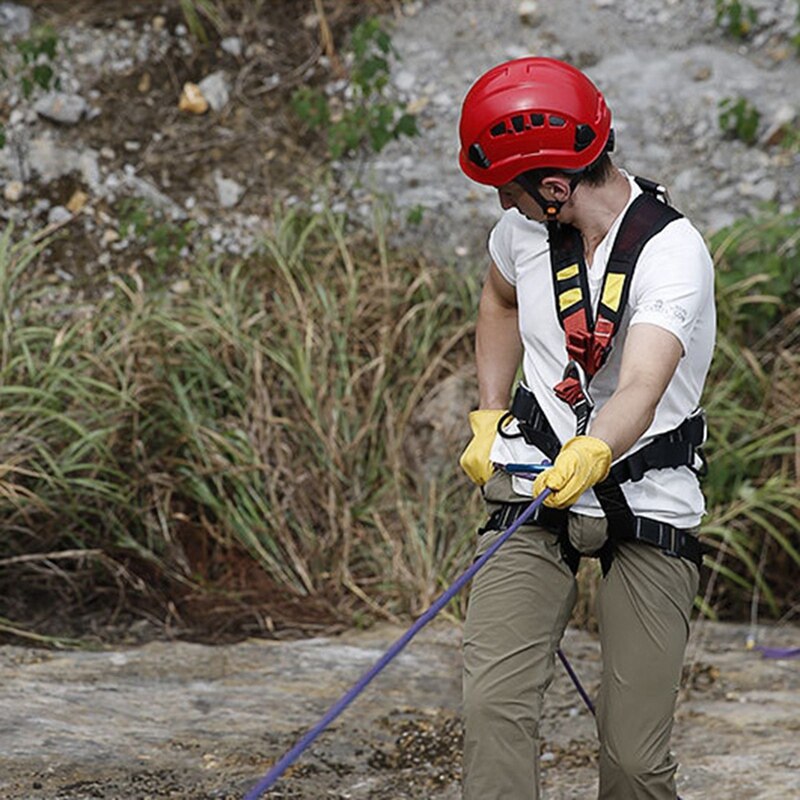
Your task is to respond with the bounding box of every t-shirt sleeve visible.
[488,211,518,286]
[628,219,714,354]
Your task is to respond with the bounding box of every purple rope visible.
[556,646,595,715]
[242,488,551,800]
[756,646,800,659]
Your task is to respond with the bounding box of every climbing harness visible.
[243,488,553,799]
[497,383,705,574]
[495,178,708,574]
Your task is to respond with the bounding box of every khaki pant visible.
[462,473,699,800]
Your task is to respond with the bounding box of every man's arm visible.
[533,322,683,507]
[476,262,522,409]
[588,322,683,459]
[459,263,521,485]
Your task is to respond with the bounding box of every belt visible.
[478,503,703,568]
[478,501,567,537]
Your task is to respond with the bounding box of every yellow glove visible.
[532,435,612,509]
[459,409,505,486]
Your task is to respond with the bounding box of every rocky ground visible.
[358,0,800,259]
[2,0,800,275]
[1,619,800,799]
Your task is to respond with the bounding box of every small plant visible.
[15,26,60,97]
[407,204,425,226]
[718,96,760,145]
[292,17,419,159]
[778,126,800,152]
[715,0,758,39]
[178,0,225,44]
[117,198,196,270]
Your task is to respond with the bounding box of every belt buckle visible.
[664,525,679,558]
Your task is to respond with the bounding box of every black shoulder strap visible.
[548,181,683,377]
[597,192,683,340]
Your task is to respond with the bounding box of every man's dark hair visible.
[521,153,614,190]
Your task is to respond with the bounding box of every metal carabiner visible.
[560,359,594,436]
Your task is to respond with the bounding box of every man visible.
[456,57,715,800]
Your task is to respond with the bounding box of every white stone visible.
[0,2,32,40]
[395,70,416,93]
[34,93,88,126]
[518,0,542,26]
[3,180,23,202]
[221,36,243,57]
[214,172,244,208]
[198,71,230,113]
[47,206,72,225]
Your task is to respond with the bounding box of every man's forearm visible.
[587,323,683,459]
[587,383,659,460]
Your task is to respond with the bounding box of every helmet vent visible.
[468,143,491,169]
[490,122,507,137]
[574,123,597,151]
[530,113,545,127]
[549,115,566,127]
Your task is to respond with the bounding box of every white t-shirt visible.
[487,174,716,527]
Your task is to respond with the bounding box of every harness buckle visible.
[555,360,594,436]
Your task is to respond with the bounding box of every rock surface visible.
[1,620,798,799]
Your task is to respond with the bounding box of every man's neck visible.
[568,169,631,258]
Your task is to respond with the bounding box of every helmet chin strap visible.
[515,171,584,221]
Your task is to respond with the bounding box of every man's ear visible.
[540,175,573,203]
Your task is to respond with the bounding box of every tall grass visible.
[700,208,800,620]
[0,210,481,635]
[1,201,798,641]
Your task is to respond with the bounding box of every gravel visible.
[342,0,800,260]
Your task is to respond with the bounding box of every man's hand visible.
[460,409,506,486]
[532,435,612,508]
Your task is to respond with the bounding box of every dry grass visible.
[1,201,799,642]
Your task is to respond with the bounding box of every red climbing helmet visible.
[458,57,613,187]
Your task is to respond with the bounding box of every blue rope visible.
[242,488,551,799]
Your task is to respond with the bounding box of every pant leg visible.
[596,538,699,800]
[462,483,577,800]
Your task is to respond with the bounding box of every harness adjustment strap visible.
[503,384,561,459]
[609,411,707,483]
[479,501,567,538]
[629,517,705,566]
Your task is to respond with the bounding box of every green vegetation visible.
[178,0,225,43]
[0,209,479,636]
[117,198,197,272]
[291,18,419,158]
[714,0,758,39]
[718,96,761,145]
[15,25,60,98]
[701,208,800,618]
[795,0,800,54]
